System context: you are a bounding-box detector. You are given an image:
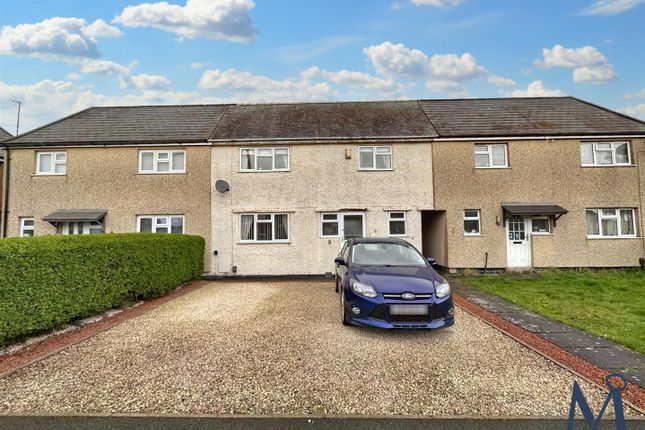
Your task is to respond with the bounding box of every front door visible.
[506,215,531,267]
[342,213,365,240]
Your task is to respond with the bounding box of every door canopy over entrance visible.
[501,203,568,226]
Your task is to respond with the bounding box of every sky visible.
[0,0,644,134]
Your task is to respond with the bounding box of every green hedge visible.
[0,233,204,344]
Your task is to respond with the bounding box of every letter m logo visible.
[567,373,627,430]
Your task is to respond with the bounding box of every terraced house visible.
[2,97,644,274]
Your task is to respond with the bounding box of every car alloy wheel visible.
[340,287,350,326]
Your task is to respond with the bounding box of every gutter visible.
[1,146,9,238]
[433,134,645,142]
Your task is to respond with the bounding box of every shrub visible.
[0,233,204,344]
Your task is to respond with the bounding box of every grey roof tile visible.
[419,97,645,137]
[5,105,231,146]
[0,127,12,142]
[209,101,438,141]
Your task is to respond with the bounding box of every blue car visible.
[334,238,455,329]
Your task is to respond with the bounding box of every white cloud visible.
[617,104,645,120]
[534,44,617,83]
[624,89,645,99]
[488,75,516,87]
[507,80,564,97]
[130,73,171,90]
[82,19,123,38]
[302,66,411,95]
[582,0,645,15]
[0,17,121,61]
[411,0,465,6]
[67,72,82,81]
[80,59,130,76]
[198,69,337,102]
[0,79,226,133]
[363,41,486,94]
[190,62,205,69]
[114,0,256,42]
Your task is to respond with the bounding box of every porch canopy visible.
[501,203,568,226]
[43,208,107,223]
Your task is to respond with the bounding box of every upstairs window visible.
[358,146,392,170]
[20,218,35,237]
[580,142,630,166]
[138,215,185,234]
[388,212,407,236]
[37,152,66,175]
[139,150,186,173]
[463,210,481,235]
[474,144,507,168]
[586,208,635,238]
[240,148,289,171]
[240,213,289,242]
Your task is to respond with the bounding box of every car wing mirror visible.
[427,257,436,266]
[334,257,346,266]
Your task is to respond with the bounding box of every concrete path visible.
[450,277,645,387]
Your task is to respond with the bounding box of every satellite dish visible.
[215,180,230,193]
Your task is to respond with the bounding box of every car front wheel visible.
[340,287,350,326]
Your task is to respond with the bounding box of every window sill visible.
[531,233,553,236]
[580,164,635,168]
[357,168,394,172]
[137,171,187,175]
[474,166,509,170]
[238,241,291,245]
[464,233,481,237]
[32,173,66,177]
[238,169,291,173]
[586,236,640,240]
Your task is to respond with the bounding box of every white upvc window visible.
[586,208,636,238]
[531,217,552,235]
[474,144,507,168]
[358,146,392,170]
[240,147,289,171]
[137,215,185,234]
[240,213,289,242]
[321,213,340,237]
[388,211,407,236]
[139,150,186,174]
[59,221,105,235]
[580,142,631,166]
[463,209,481,236]
[20,218,35,237]
[36,152,66,175]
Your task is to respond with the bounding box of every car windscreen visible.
[351,242,427,266]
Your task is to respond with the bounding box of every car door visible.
[336,241,351,284]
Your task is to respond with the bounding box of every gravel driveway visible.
[0,280,638,416]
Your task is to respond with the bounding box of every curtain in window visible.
[620,210,634,235]
[491,145,506,166]
[241,215,254,240]
[241,149,255,170]
[274,148,288,169]
[585,210,599,235]
[580,143,594,165]
[274,214,288,240]
[359,148,374,168]
[615,143,629,164]
[171,217,184,234]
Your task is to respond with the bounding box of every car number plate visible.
[389,304,428,315]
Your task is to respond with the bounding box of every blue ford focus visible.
[334,238,455,329]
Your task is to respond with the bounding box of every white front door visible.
[341,213,365,240]
[506,215,531,267]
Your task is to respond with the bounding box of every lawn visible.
[458,269,645,354]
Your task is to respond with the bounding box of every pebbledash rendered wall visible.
[210,142,433,276]
[7,146,213,270]
[432,138,645,269]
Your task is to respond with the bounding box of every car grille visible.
[382,293,432,300]
[369,305,387,320]
[369,304,444,323]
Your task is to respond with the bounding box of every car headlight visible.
[435,282,451,298]
[350,280,378,298]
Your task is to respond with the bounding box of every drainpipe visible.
[1,146,9,238]
[637,150,645,255]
